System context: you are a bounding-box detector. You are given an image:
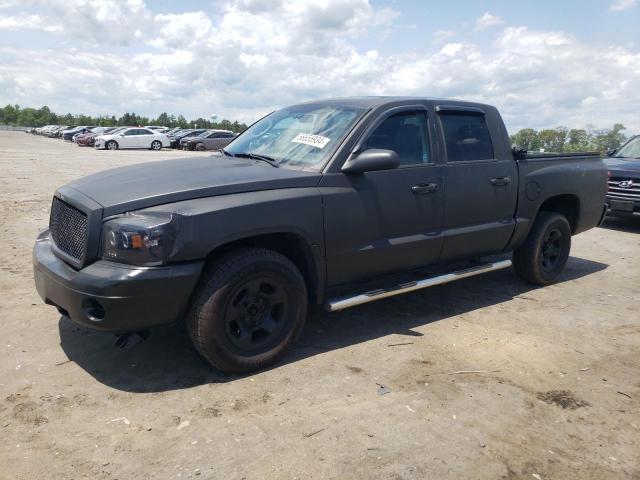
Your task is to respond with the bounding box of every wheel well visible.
[538,194,579,233]
[203,233,320,304]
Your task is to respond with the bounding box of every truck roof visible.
[293,96,495,110]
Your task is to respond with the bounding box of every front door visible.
[321,109,445,286]
[121,128,140,148]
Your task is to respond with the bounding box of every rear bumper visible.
[33,230,204,332]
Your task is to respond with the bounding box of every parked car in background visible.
[178,130,214,149]
[76,127,123,147]
[182,130,237,151]
[94,127,170,150]
[48,126,71,138]
[169,129,207,148]
[166,127,182,136]
[73,127,104,142]
[605,134,640,218]
[62,126,95,141]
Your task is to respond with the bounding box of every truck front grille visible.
[607,177,640,201]
[49,197,88,261]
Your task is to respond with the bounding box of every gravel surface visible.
[0,131,638,479]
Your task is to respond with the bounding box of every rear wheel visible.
[513,212,571,285]
[151,140,162,150]
[186,248,308,373]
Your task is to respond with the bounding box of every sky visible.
[0,0,638,133]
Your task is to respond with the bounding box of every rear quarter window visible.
[439,113,494,162]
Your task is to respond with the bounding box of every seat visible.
[392,124,423,165]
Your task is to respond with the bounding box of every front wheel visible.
[150,140,162,150]
[106,140,118,150]
[513,212,571,285]
[195,143,206,151]
[186,248,308,373]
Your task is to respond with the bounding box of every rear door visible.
[321,107,445,286]
[437,107,517,261]
[135,128,155,148]
[211,132,236,149]
[205,132,223,149]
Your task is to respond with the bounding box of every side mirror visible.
[342,149,400,174]
[606,149,617,157]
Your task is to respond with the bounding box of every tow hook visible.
[114,331,150,350]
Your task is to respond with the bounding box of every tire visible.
[106,140,118,150]
[513,211,572,285]
[195,143,205,151]
[151,140,162,150]
[186,248,308,373]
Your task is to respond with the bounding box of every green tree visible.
[591,124,627,153]
[538,127,568,152]
[510,128,540,151]
[1,104,19,124]
[566,129,590,152]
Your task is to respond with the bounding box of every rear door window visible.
[439,113,494,162]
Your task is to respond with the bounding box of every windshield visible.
[225,104,367,169]
[614,136,640,159]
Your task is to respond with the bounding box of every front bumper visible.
[605,195,640,218]
[33,230,204,332]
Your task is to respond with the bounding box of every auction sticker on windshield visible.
[292,133,331,149]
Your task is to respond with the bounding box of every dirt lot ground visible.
[0,130,638,479]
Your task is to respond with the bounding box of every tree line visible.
[0,104,249,133]
[1,104,632,152]
[510,124,628,154]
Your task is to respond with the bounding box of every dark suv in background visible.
[605,135,640,218]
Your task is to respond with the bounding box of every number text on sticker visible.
[292,133,331,149]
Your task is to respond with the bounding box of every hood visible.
[604,157,640,177]
[65,154,322,216]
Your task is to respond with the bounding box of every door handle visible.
[490,176,511,186]
[412,183,438,194]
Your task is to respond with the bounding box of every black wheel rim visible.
[541,227,563,272]
[224,275,290,354]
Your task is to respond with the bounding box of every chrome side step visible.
[325,259,512,312]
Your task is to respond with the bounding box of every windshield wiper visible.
[232,152,280,168]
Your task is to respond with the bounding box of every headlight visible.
[101,212,177,266]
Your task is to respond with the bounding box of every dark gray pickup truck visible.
[33,97,608,372]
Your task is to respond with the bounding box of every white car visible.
[94,127,170,150]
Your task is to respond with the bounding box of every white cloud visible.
[0,2,638,133]
[609,0,638,11]
[432,30,455,44]
[475,12,503,31]
[0,13,60,31]
[8,0,153,45]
